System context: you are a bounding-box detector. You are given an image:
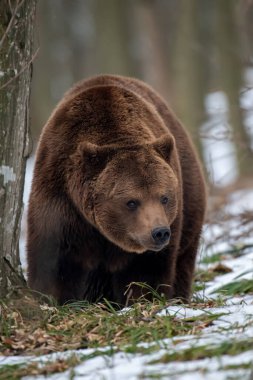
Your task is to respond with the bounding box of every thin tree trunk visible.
[216,0,253,178]
[94,0,133,76]
[172,0,208,167]
[0,0,36,296]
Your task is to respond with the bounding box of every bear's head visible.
[67,134,179,253]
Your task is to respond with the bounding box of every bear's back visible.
[64,74,196,154]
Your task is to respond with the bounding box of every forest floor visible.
[0,188,253,380]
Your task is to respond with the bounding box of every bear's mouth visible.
[149,243,169,252]
[146,240,170,252]
[131,234,170,253]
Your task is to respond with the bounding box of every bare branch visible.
[0,46,39,90]
[0,0,25,50]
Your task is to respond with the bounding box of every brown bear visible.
[27,74,206,306]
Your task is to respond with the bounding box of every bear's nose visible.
[151,227,171,245]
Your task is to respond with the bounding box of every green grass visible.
[201,243,253,265]
[0,287,221,357]
[194,264,233,293]
[138,362,253,380]
[148,340,253,364]
[214,279,253,296]
[0,355,80,380]
[194,269,218,283]
[222,363,253,370]
[201,252,224,265]
[0,284,227,380]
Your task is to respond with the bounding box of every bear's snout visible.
[151,227,171,246]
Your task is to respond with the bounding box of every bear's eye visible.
[161,196,169,205]
[126,200,139,210]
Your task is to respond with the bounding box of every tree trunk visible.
[172,0,208,167]
[216,0,253,178]
[0,0,36,297]
[94,0,132,76]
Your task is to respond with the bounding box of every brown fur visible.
[27,74,206,305]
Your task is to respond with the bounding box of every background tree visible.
[215,0,253,178]
[172,0,209,165]
[0,0,37,296]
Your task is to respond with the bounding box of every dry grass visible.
[0,286,224,357]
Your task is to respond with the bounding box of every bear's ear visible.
[151,134,175,162]
[72,141,116,178]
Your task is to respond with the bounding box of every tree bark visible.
[0,0,36,296]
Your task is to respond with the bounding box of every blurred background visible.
[30,0,253,191]
[20,0,253,271]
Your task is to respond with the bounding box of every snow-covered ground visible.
[1,187,252,379]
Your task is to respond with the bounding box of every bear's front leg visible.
[112,251,176,306]
[172,236,201,303]
[27,232,61,302]
[27,226,88,304]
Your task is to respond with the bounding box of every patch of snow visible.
[0,165,16,185]
[203,253,253,295]
[19,157,35,275]
[205,91,229,114]
[202,91,238,187]
[158,305,205,318]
